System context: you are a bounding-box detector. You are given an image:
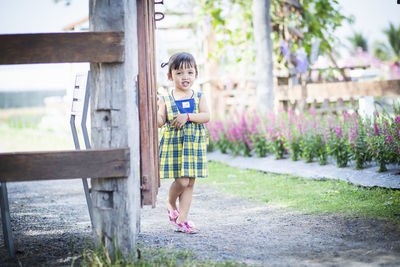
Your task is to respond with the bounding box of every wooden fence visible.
[204,79,400,116]
[0,0,160,258]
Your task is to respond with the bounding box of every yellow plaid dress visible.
[159,91,208,179]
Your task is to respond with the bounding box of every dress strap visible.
[193,91,202,113]
[162,94,179,122]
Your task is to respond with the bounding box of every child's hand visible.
[171,114,187,129]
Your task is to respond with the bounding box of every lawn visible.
[0,108,76,152]
[199,161,400,224]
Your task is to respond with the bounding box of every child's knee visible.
[177,177,190,187]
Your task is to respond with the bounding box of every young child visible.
[157,52,210,234]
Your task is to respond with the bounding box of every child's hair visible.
[161,52,198,76]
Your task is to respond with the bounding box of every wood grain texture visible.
[0,31,124,64]
[89,0,141,257]
[137,0,159,207]
[0,148,129,182]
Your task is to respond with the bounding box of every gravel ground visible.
[0,180,93,267]
[141,179,400,266]
[1,174,400,266]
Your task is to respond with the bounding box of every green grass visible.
[0,123,75,152]
[0,108,77,152]
[77,242,243,267]
[200,161,400,223]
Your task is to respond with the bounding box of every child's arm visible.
[171,95,210,129]
[157,96,167,128]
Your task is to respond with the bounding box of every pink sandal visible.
[174,221,197,234]
[167,209,179,223]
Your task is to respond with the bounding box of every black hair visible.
[161,52,198,76]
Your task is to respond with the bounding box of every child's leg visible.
[176,177,195,223]
[166,178,188,211]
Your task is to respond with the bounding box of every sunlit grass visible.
[77,241,243,267]
[201,161,400,224]
[0,108,77,152]
[0,124,74,152]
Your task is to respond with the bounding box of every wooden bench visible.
[0,148,130,258]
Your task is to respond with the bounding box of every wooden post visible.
[89,0,140,257]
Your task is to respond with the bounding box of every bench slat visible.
[0,148,129,182]
[0,31,124,64]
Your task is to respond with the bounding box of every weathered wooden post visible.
[89,0,141,256]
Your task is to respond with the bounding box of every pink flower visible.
[309,107,316,117]
[349,127,358,144]
[244,135,253,150]
[374,123,380,136]
[335,126,342,138]
[395,116,400,124]
[343,111,350,122]
[215,121,225,133]
[387,134,393,143]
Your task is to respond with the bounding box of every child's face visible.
[168,66,197,91]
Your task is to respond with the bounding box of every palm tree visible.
[347,32,368,52]
[373,41,391,61]
[383,23,400,61]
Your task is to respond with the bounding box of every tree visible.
[252,0,274,112]
[384,23,400,62]
[193,0,349,111]
[348,32,368,52]
[372,23,400,63]
[373,41,391,62]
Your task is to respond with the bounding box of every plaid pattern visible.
[159,91,208,179]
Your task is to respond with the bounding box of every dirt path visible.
[1,178,400,266]
[141,180,400,266]
[0,180,93,266]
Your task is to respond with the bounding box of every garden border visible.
[208,151,400,189]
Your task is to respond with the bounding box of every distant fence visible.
[202,79,400,116]
[0,89,65,109]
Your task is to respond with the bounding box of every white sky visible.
[0,0,89,90]
[335,0,400,52]
[0,0,399,90]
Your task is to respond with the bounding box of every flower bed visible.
[206,105,400,173]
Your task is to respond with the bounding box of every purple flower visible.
[335,127,342,138]
[395,116,400,124]
[244,135,253,150]
[387,133,393,143]
[343,111,350,122]
[215,121,225,133]
[280,40,290,59]
[349,127,358,144]
[383,121,388,134]
[310,38,321,65]
[295,47,308,73]
[374,123,380,136]
[309,107,316,117]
